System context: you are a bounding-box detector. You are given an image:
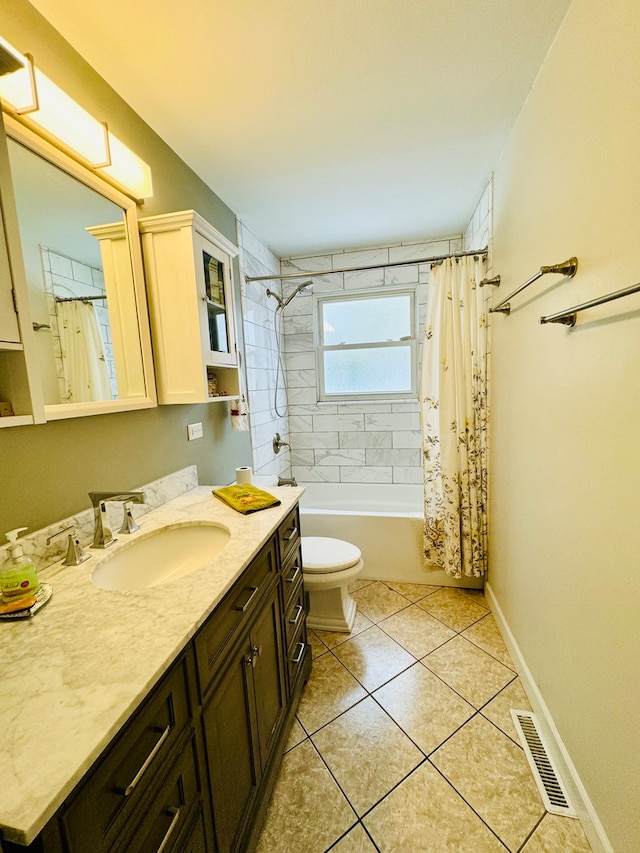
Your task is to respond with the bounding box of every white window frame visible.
[314,286,418,402]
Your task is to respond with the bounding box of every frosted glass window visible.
[316,288,417,401]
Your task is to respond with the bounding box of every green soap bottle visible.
[0,527,39,600]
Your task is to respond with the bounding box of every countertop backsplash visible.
[6,466,200,573]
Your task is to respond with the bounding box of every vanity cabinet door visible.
[201,581,286,853]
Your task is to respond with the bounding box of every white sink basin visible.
[91,523,231,590]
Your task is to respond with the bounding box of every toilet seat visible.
[302,537,362,574]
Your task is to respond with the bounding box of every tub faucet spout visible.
[277,476,298,487]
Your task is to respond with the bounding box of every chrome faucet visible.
[88,492,145,549]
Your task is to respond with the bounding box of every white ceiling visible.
[29,0,571,257]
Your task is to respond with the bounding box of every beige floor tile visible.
[349,578,374,593]
[364,762,506,852]
[284,717,307,753]
[459,586,490,608]
[351,581,411,623]
[379,604,456,658]
[315,610,374,649]
[373,662,475,755]
[423,635,515,708]
[463,613,515,668]
[431,715,545,851]
[521,813,592,852]
[256,739,357,853]
[417,587,489,631]
[308,629,330,659]
[312,697,424,815]
[382,581,441,602]
[329,823,377,852]
[296,652,367,734]
[482,679,532,745]
[332,625,416,691]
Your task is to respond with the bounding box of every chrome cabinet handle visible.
[291,642,305,665]
[156,806,181,853]
[283,526,298,542]
[235,585,259,612]
[114,724,171,796]
[286,565,301,584]
[289,605,303,625]
[251,644,262,668]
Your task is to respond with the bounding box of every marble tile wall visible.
[279,235,463,485]
[236,220,292,481]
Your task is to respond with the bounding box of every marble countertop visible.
[0,484,303,846]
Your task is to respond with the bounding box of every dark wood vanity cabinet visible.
[3,507,311,853]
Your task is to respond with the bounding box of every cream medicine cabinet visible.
[139,210,241,404]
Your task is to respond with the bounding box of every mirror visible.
[4,117,156,418]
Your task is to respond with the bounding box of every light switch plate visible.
[187,422,203,441]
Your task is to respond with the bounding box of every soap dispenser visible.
[0,528,39,600]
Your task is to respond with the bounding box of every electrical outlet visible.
[187,422,203,441]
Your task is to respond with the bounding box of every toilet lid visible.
[302,537,362,573]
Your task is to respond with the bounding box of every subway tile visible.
[366,448,420,467]
[315,449,366,466]
[283,313,313,335]
[339,431,392,449]
[344,268,385,289]
[392,467,423,484]
[284,332,314,353]
[340,466,392,484]
[286,387,317,406]
[292,465,340,482]
[337,247,390,268]
[291,448,315,466]
[389,240,451,263]
[285,368,316,388]
[289,432,339,449]
[313,414,365,432]
[390,401,419,413]
[392,431,422,448]
[384,265,420,285]
[289,414,313,432]
[365,413,420,431]
[284,351,316,371]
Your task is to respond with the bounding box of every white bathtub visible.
[298,482,483,589]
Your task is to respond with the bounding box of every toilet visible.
[301,536,364,633]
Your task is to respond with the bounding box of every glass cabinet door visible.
[203,251,230,356]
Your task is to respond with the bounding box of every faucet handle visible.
[119,502,141,534]
[47,526,90,567]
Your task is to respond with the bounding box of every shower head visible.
[267,280,313,310]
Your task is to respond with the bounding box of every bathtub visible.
[298,482,483,589]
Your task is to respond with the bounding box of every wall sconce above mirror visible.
[3,115,157,420]
[0,36,152,199]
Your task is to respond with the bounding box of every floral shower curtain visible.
[421,255,488,578]
[58,300,112,403]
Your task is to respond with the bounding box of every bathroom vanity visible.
[0,487,310,853]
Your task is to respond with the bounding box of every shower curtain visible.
[421,255,488,578]
[58,300,112,403]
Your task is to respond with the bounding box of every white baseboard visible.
[485,582,614,853]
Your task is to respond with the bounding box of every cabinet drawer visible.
[195,536,277,697]
[277,505,300,562]
[281,543,303,611]
[284,581,305,650]
[120,732,201,853]
[61,656,191,853]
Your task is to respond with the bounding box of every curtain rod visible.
[244,247,488,283]
[55,294,107,303]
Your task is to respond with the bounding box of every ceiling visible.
[29,0,571,258]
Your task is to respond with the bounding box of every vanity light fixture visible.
[0,35,153,199]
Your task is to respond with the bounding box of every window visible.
[315,287,418,401]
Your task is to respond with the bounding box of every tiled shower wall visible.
[279,235,464,485]
[236,220,292,480]
[237,178,494,485]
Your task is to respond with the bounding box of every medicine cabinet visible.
[0,114,156,425]
[139,210,241,404]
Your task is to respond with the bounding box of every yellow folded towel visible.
[212,484,281,514]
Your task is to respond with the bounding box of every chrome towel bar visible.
[540,280,640,327]
[490,257,578,316]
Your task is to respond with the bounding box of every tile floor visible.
[257,581,593,853]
